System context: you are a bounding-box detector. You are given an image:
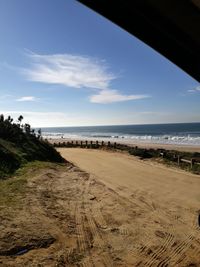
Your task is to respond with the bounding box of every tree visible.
[0,114,4,122]
[24,123,31,134]
[31,129,36,136]
[38,128,42,139]
[7,115,11,122]
[18,115,23,124]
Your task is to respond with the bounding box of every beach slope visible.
[58,148,200,266]
[1,149,200,266]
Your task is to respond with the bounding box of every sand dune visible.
[58,148,200,266]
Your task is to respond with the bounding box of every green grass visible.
[15,160,56,175]
[0,161,60,211]
[0,115,66,179]
[0,174,27,210]
[0,137,65,179]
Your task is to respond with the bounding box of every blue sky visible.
[0,0,199,127]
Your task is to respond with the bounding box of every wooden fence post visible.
[108,141,111,147]
[80,141,83,148]
[177,155,180,166]
[191,158,195,168]
[101,141,104,147]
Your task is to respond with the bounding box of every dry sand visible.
[1,149,200,266]
[58,148,200,266]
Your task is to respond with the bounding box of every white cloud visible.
[22,52,115,89]
[90,89,150,104]
[16,96,38,102]
[187,85,200,93]
[21,52,150,104]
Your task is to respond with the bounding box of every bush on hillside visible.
[0,114,65,178]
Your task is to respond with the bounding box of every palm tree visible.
[17,115,24,129]
[18,115,23,124]
[7,115,11,122]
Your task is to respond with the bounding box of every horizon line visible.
[33,121,200,128]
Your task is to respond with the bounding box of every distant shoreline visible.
[41,122,200,149]
[47,137,200,153]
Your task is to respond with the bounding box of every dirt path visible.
[56,148,200,266]
[1,149,200,266]
[58,148,200,206]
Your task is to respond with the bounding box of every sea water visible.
[41,122,200,146]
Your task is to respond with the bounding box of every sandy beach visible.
[49,137,200,152]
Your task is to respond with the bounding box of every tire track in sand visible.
[83,179,114,267]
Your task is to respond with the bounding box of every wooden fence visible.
[159,152,200,168]
[53,140,117,149]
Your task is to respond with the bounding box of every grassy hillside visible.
[0,114,65,178]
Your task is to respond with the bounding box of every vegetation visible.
[0,114,65,178]
[128,147,200,174]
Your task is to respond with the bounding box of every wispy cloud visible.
[16,96,38,102]
[21,52,150,104]
[187,85,200,93]
[90,89,150,104]
[22,52,115,89]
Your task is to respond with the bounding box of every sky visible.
[0,0,199,127]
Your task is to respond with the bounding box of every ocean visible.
[41,122,200,146]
